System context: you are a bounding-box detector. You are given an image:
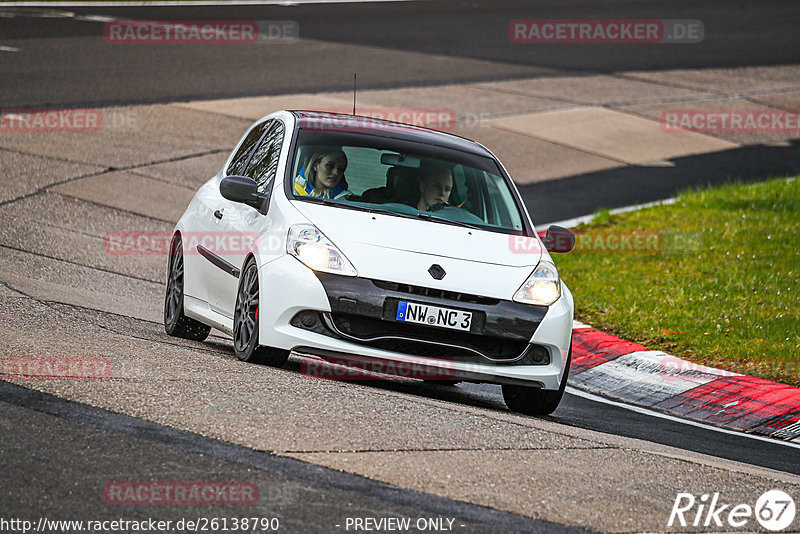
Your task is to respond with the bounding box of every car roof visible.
[289,110,493,157]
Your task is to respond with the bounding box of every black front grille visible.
[327,312,532,362]
[371,280,499,306]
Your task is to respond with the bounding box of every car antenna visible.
[352,73,357,115]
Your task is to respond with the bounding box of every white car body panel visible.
[292,201,542,267]
[169,110,574,392]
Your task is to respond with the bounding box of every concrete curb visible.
[569,325,800,442]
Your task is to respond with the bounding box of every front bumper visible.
[308,272,549,363]
[257,255,573,389]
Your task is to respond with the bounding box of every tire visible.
[233,257,290,367]
[164,235,212,341]
[502,344,571,416]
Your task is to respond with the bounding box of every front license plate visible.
[395,301,472,331]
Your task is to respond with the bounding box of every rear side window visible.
[244,120,285,193]
[226,120,271,176]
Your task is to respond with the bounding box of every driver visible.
[416,163,453,211]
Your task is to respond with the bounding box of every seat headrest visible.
[387,166,420,192]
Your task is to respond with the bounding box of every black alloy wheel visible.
[233,257,289,367]
[164,235,211,341]
[502,342,572,416]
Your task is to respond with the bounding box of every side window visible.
[451,164,467,208]
[244,121,285,193]
[226,120,271,176]
[464,168,487,222]
[484,172,522,230]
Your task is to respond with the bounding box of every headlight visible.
[287,224,357,276]
[513,261,561,306]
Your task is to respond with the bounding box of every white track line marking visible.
[566,386,800,449]
[543,197,678,228]
[0,46,20,52]
[74,14,118,22]
[547,177,797,228]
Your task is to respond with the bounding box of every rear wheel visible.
[233,257,290,367]
[502,344,571,416]
[164,235,211,341]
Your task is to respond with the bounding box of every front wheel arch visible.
[232,255,289,367]
[502,341,572,416]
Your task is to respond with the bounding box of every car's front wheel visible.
[233,257,290,367]
[502,344,571,416]
[164,235,211,341]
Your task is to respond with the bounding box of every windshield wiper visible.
[414,212,483,230]
[303,198,417,219]
[300,196,337,206]
[364,206,418,219]
[300,197,368,212]
[299,197,483,230]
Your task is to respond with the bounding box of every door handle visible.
[214,210,223,220]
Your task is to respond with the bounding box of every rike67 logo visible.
[668,490,796,531]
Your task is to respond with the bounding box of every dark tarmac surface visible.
[2,1,799,107]
[0,381,582,534]
[2,1,800,532]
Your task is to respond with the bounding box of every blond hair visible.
[305,148,347,195]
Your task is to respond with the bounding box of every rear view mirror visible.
[380,153,421,168]
[542,225,575,253]
[220,175,269,212]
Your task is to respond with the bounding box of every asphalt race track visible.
[3,1,800,107]
[3,0,800,223]
[2,1,800,532]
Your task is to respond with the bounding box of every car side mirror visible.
[220,175,269,212]
[543,225,575,253]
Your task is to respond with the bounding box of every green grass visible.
[557,177,800,387]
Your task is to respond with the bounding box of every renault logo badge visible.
[428,264,446,280]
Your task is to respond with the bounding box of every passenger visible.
[416,163,453,211]
[294,148,352,200]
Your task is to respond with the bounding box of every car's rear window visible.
[288,130,528,235]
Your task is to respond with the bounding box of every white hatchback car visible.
[165,111,575,415]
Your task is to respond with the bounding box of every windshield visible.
[288,130,528,235]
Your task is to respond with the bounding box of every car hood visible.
[293,201,542,266]
[291,202,543,299]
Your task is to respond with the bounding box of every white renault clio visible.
[165,111,575,415]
